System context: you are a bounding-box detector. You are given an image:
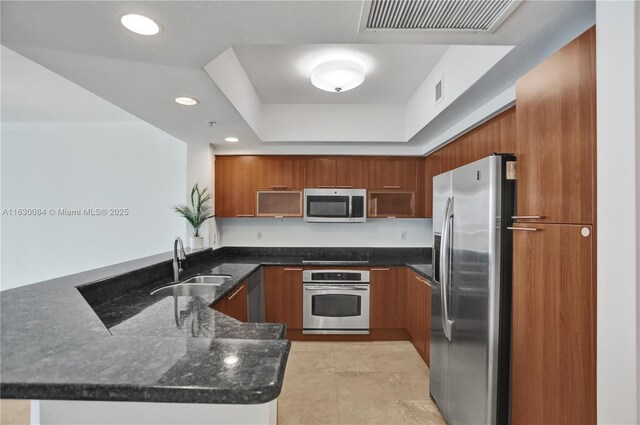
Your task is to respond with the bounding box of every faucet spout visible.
[173,237,186,282]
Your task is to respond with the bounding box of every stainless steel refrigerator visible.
[430,154,514,425]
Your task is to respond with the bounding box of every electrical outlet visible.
[400,231,407,240]
[257,231,262,240]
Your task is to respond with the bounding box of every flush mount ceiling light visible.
[174,97,199,106]
[311,59,365,93]
[224,137,240,143]
[120,14,161,36]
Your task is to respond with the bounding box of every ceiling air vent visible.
[361,0,521,33]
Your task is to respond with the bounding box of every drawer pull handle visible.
[383,185,401,189]
[511,215,544,219]
[227,285,244,300]
[371,268,390,271]
[236,214,254,217]
[508,226,538,232]
[283,268,302,271]
[336,186,353,188]
[317,186,336,188]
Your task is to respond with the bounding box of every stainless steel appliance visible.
[303,188,366,223]
[302,270,370,334]
[431,154,514,425]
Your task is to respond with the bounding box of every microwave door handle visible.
[348,197,353,218]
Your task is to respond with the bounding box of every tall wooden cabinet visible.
[511,224,595,424]
[511,27,596,425]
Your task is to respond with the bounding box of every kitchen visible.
[0,1,638,425]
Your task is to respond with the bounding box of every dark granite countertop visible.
[1,246,431,405]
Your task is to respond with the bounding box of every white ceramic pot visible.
[190,236,204,250]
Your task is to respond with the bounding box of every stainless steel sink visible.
[182,275,231,285]
[150,274,232,297]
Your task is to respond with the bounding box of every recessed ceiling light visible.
[120,14,161,36]
[174,97,199,106]
[225,137,240,143]
[311,59,365,93]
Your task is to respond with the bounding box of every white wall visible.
[186,143,217,248]
[1,47,187,290]
[595,1,639,423]
[219,218,432,248]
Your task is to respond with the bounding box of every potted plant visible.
[174,184,214,250]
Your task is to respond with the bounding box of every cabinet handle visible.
[511,215,544,219]
[236,214,254,217]
[383,185,401,189]
[227,285,244,300]
[508,226,538,232]
[274,215,284,218]
[415,275,432,287]
[283,268,302,271]
[371,268,390,271]
[387,216,396,219]
[317,186,336,188]
[270,185,288,189]
[336,185,353,188]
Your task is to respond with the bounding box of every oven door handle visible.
[304,286,369,291]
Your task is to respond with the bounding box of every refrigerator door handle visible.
[440,197,455,342]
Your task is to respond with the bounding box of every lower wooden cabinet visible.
[369,267,398,328]
[511,223,595,424]
[213,281,248,322]
[406,268,431,365]
[264,267,303,331]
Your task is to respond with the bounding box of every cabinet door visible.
[213,281,248,322]
[515,27,596,224]
[257,157,305,190]
[305,158,336,188]
[256,191,303,217]
[511,223,595,424]
[369,267,397,329]
[215,156,258,217]
[368,157,417,189]
[368,191,415,218]
[263,267,303,331]
[336,157,368,188]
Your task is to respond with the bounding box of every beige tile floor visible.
[278,341,447,425]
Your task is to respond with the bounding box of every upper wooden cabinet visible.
[368,157,417,190]
[256,190,303,217]
[422,107,515,218]
[215,156,258,217]
[305,157,369,188]
[257,156,305,190]
[514,27,596,225]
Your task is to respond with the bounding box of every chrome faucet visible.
[173,237,187,282]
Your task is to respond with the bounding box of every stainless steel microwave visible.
[303,188,366,223]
